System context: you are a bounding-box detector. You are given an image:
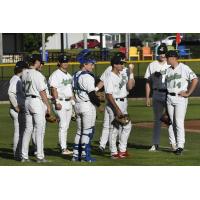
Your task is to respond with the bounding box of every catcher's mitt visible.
[45,114,57,123]
[111,115,130,129]
[96,91,105,102]
[160,112,172,126]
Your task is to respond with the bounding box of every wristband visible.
[55,99,61,104]
[129,73,134,79]
[95,87,99,92]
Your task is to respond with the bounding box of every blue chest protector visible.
[73,70,95,94]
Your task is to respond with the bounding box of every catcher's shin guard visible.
[72,144,81,161]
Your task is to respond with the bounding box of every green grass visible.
[0,98,200,166]
[1,60,200,80]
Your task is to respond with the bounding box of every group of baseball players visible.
[8,44,198,163]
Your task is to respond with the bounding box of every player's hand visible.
[55,103,62,110]
[146,98,151,107]
[128,63,135,73]
[178,91,190,97]
[14,106,20,113]
[116,109,123,118]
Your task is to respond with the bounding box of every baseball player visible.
[104,55,134,159]
[144,44,174,151]
[165,50,198,155]
[72,49,103,162]
[21,55,51,163]
[96,52,135,152]
[48,55,73,155]
[8,61,28,160]
[31,61,51,156]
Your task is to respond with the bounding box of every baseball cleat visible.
[61,149,73,155]
[118,151,129,158]
[174,148,183,155]
[71,156,80,162]
[171,144,177,152]
[98,146,105,153]
[21,158,30,163]
[148,144,159,152]
[111,153,120,159]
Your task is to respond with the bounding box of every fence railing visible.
[1,59,200,80]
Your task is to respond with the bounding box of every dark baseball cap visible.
[166,50,179,58]
[15,61,28,69]
[157,44,168,55]
[111,55,126,65]
[115,52,126,60]
[58,55,69,63]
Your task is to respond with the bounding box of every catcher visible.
[104,55,135,159]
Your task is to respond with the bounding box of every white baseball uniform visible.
[166,62,197,148]
[21,68,47,160]
[144,60,173,145]
[8,75,25,158]
[99,66,129,149]
[32,73,49,153]
[48,69,73,150]
[72,70,97,160]
[104,70,132,155]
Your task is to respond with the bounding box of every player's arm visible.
[144,64,151,107]
[95,80,104,91]
[179,78,198,97]
[127,64,135,91]
[8,82,20,112]
[145,80,151,107]
[106,94,123,117]
[40,90,51,115]
[51,87,62,110]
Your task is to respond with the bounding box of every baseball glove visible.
[111,115,130,129]
[96,91,105,102]
[45,114,57,123]
[160,112,172,126]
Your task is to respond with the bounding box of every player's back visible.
[22,68,46,97]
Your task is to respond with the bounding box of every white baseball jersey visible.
[8,75,25,108]
[101,66,129,98]
[22,68,47,97]
[144,60,170,90]
[72,70,95,102]
[166,63,197,94]
[104,71,126,98]
[48,69,73,99]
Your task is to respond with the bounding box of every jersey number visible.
[173,81,181,89]
[24,81,32,93]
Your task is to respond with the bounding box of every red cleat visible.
[118,151,129,158]
[111,153,120,159]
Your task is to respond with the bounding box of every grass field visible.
[0,98,200,166]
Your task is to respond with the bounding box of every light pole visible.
[42,33,45,61]
[0,33,3,64]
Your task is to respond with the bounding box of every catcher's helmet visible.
[76,49,96,64]
[157,43,168,55]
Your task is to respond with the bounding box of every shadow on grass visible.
[0,148,14,160]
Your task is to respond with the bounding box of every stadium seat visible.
[178,45,192,59]
[141,47,153,60]
[129,47,140,60]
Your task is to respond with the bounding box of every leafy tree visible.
[22,33,54,53]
